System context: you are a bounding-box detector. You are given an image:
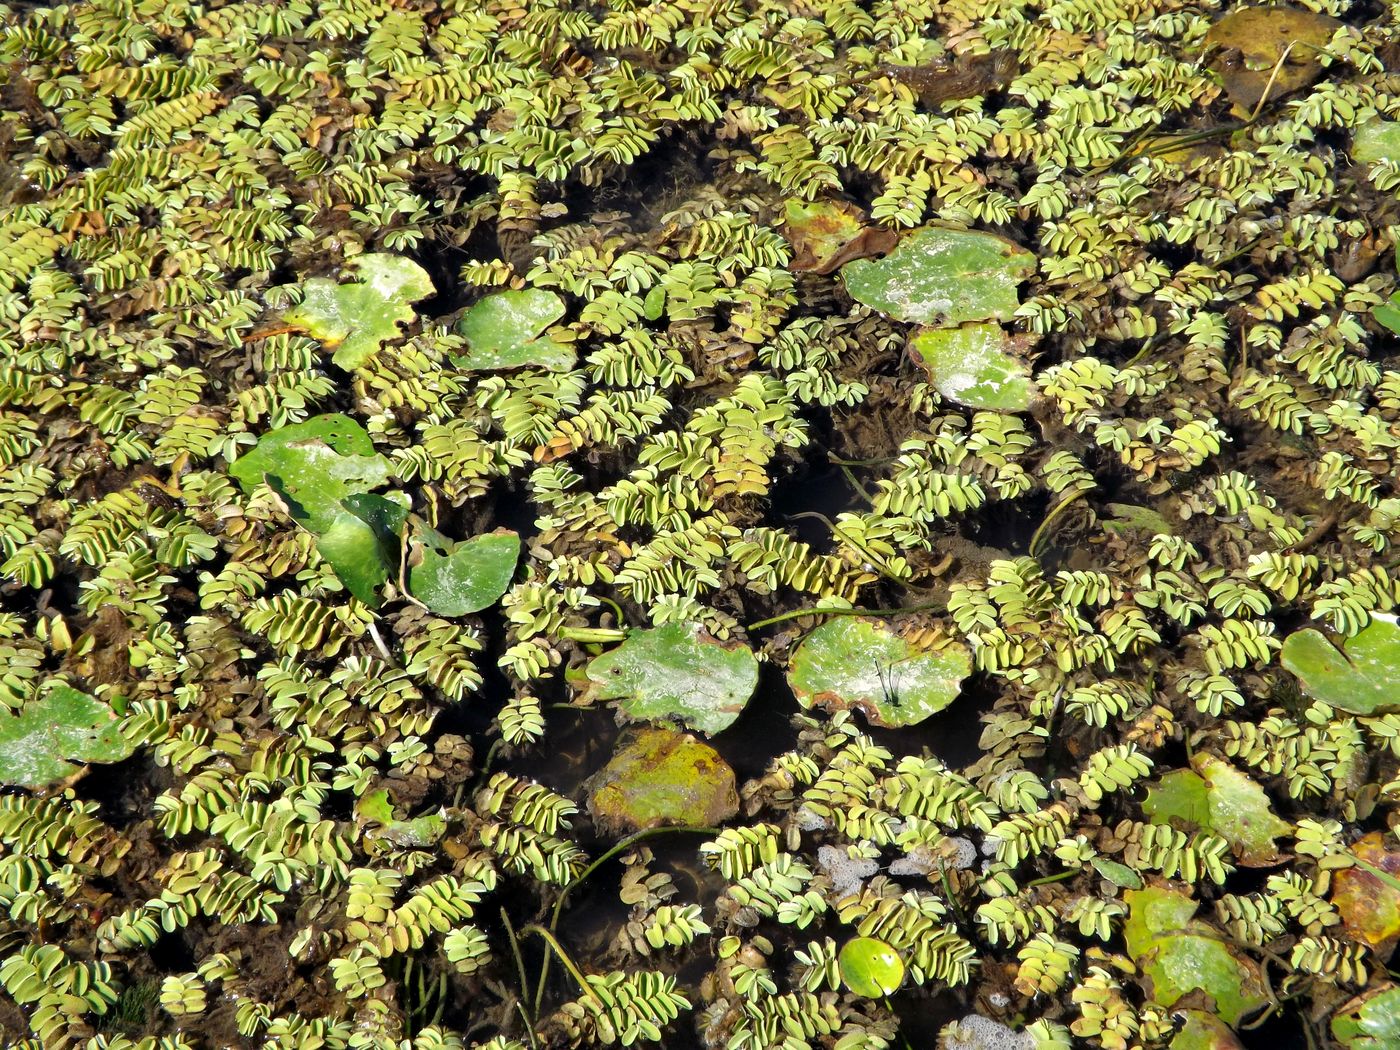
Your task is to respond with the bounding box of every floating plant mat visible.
[9,0,1400,1046]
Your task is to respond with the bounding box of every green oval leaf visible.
[582,623,759,737]
[1141,753,1292,867]
[908,322,1034,411]
[284,254,435,370]
[1124,886,1268,1027]
[1353,119,1400,166]
[841,226,1034,326]
[838,937,905,998]
[787,617,971,728]
[0,681,136,789]
[407,527,521,617]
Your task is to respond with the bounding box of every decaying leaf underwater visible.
[4,0,1400,1047]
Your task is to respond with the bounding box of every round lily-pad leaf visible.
[838,936,905,998]
[1170,1011,1244,1050]
[1204,7,1341,116]
[0,681,136,789]
[284,253,435,370]
[407,526,520,617]
[585,726,738,834]
[452,289,574,371]
[1281,613,1400,716]
[1332,985,1400,1049]
[787,617,971,728]
[907,323,1035,411]
[840,226,1035,326]
[581,623,759,737]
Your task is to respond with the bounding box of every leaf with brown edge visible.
[783,199,897,275]
[1332,832,1400,951]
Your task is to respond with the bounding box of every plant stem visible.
[534,826,719,1016]
[558,626,627,643]
[521,924,602,1004]
[1029,489,1087,558]
[1025,869,1078,888]
[500,907,534,1031]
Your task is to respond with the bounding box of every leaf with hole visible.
[1280,613,1400,715]
[452,289,574,371]
[580,623,759,736]
[841,225,1034,326]
[406,526,520,617]
[787,617,971,728]
[284,254,435,369]
[0,682,137,789]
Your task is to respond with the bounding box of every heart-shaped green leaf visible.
[284,254,435,370]
[787,617,971,728]
[581,623,759,736]
[229,415,392,533]
[406,526,519,617]
[452,289,574,371]
[841,226,1035,326]
[1281,613,1400,715]
[0,682,136,789]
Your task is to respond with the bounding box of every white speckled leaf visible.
[908,322,1034,411]
[582,623,759,736]
[787,617,971,728]
[841,226,1034,326]
[1281,613,1400,715]
[284,254,435,370]
[0,682,135,789]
